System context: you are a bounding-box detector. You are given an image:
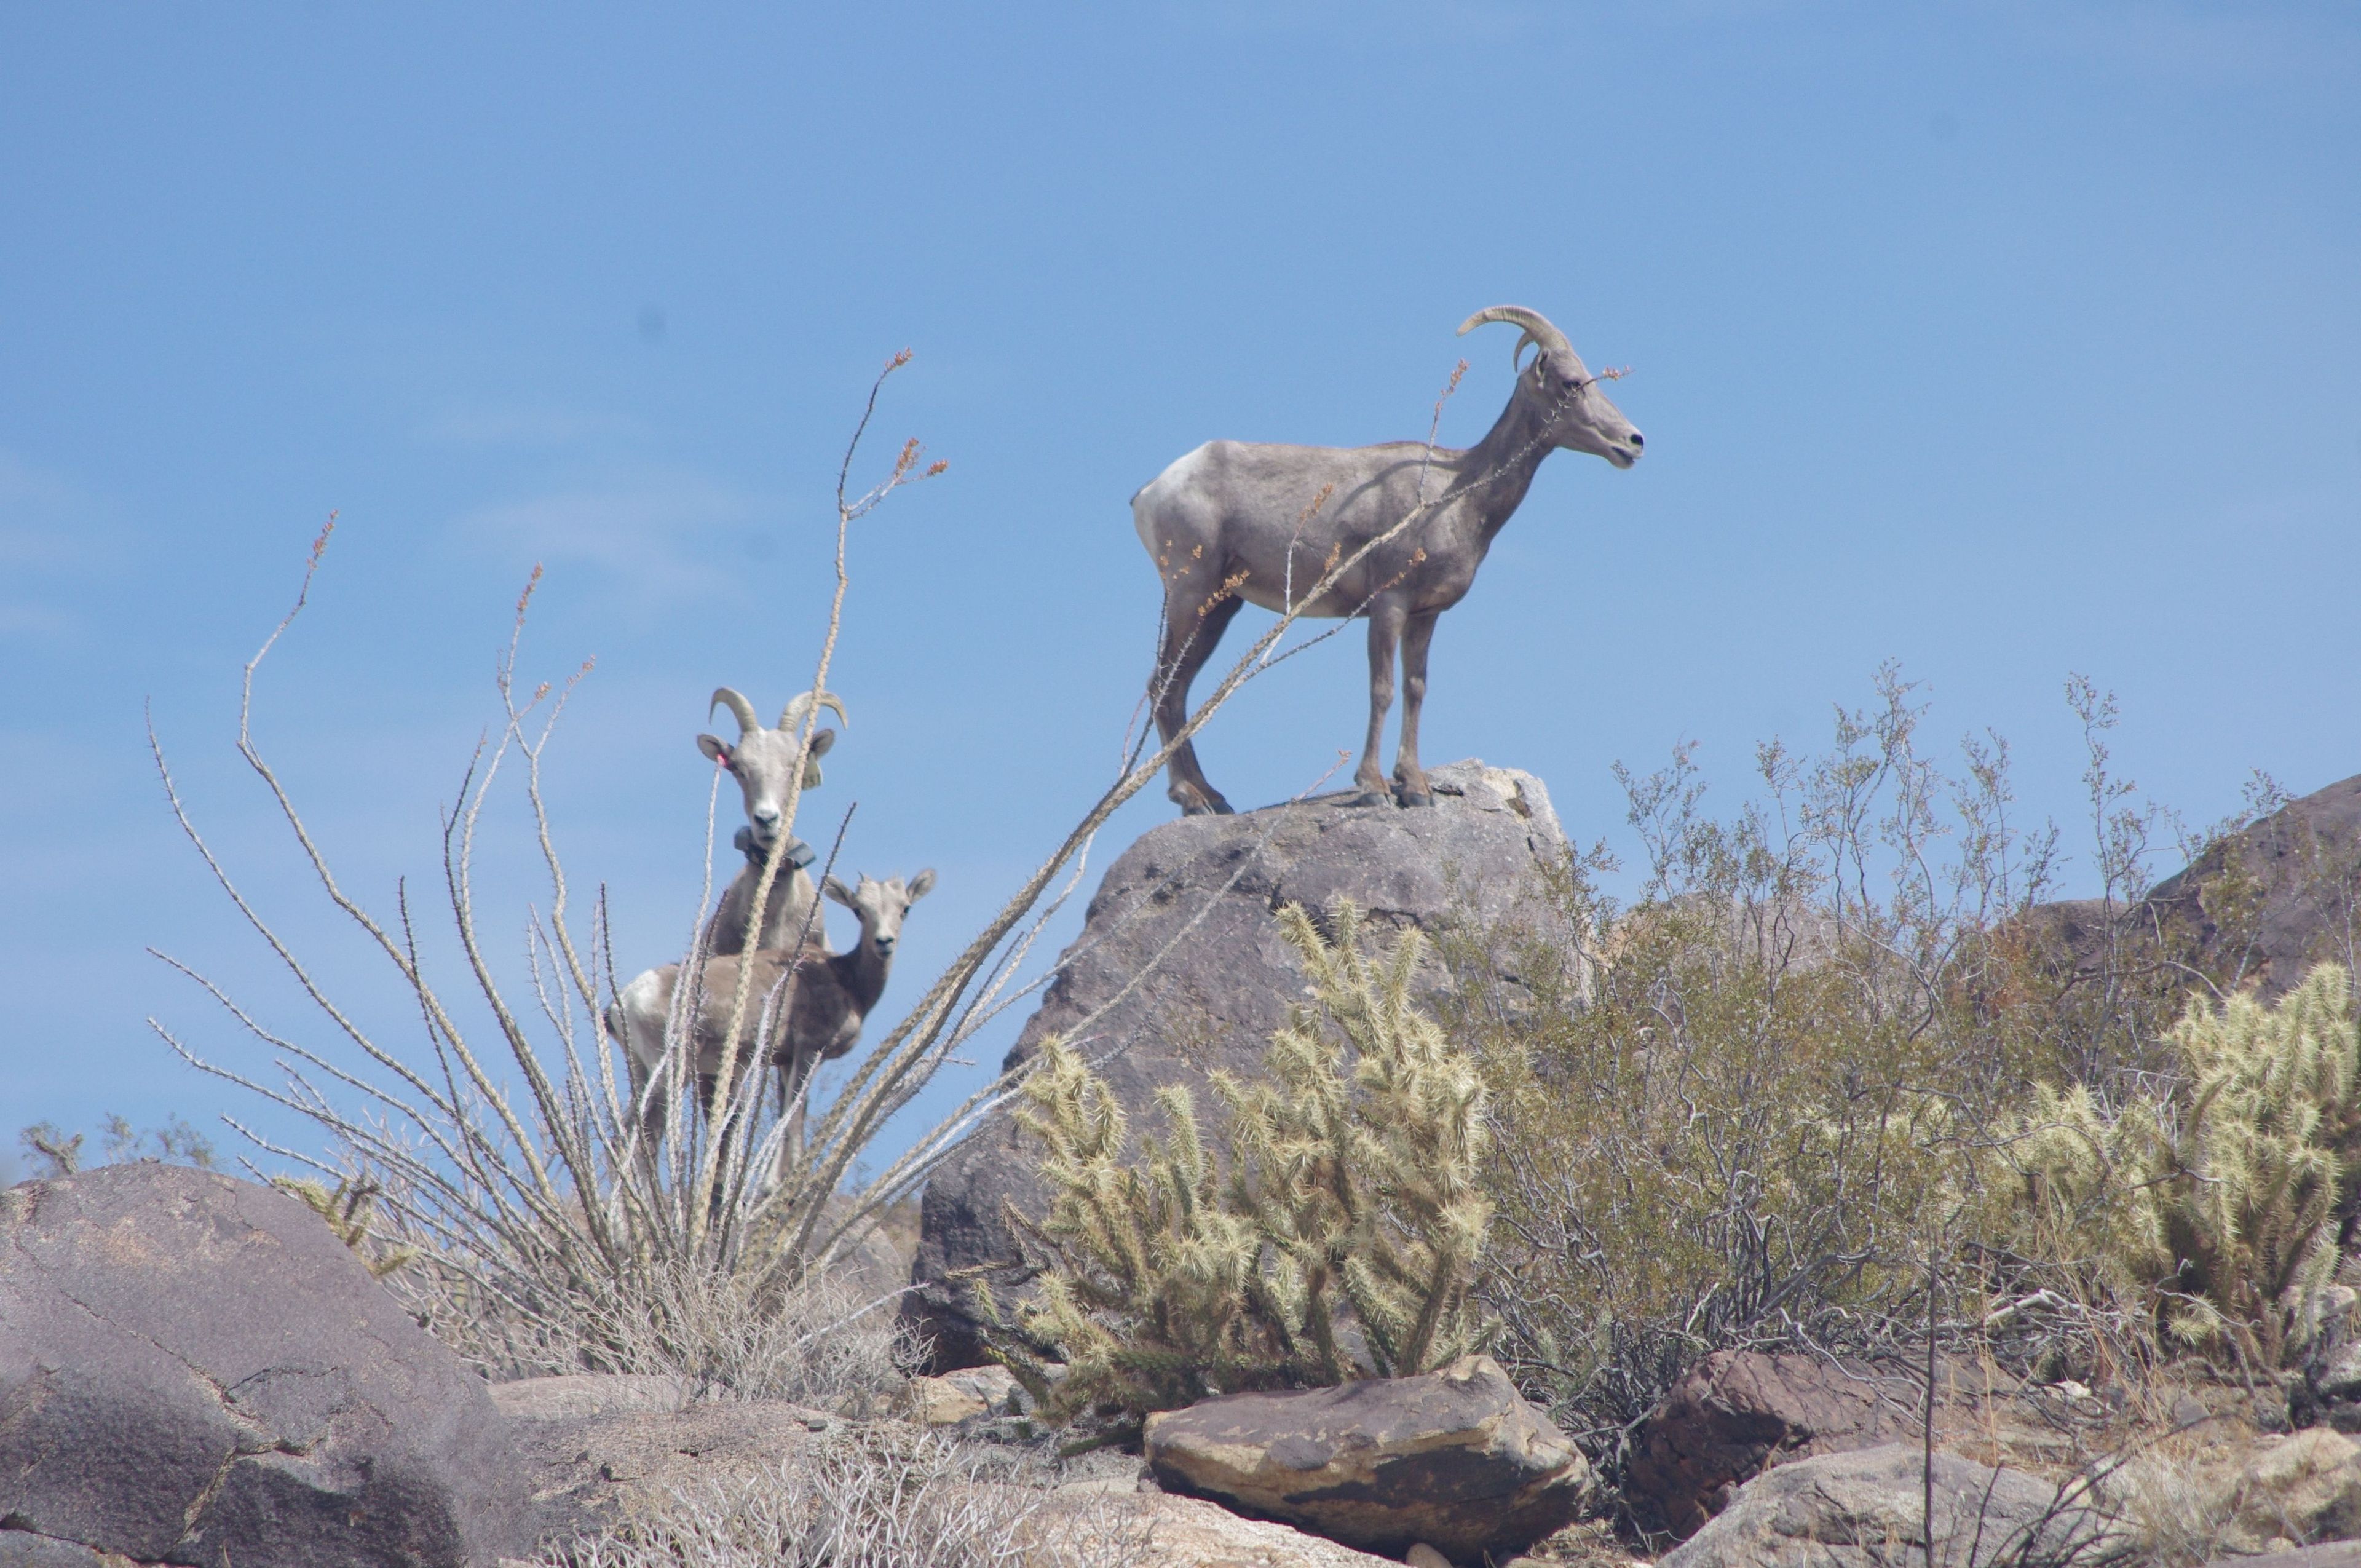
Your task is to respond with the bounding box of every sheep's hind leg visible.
[1152,588,1244,816]
[1391,609,1439,807]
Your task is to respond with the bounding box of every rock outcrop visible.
[1659,1443,2118,1568]
[2145,770,2361,994]
[0,1163,526,1568]
[2030,770,2361,1001]
[1141,1353,1594,1561]
[909,761,1568,1366]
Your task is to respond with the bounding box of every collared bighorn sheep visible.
[602,684,844,1176]
[699,686,847,956]
[1134,305,1642,815]
[607,869,935,1170]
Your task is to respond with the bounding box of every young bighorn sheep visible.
[699,686,847,956]
[608,869,935,1171]
[1134,305,1643,815]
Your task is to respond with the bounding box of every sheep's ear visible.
[799,729,837,788]
[906,869,936,901]
[823,876,857,908]
[697,734,731,768]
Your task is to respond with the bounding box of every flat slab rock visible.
[910,761,1568,1365]
[0,1163,527,1568]
[1143,1354,1594,1561]
[1659,1443,2120,1568]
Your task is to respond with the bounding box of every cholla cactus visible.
[271,1175,422,1281]
[2007,964,2360,1369]
[991,899,1494,1428]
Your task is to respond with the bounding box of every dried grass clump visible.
[547,1427,1150,1568]
[407,1254,913,1413]
[989,900,1492,1432]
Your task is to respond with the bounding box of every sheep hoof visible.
[1396,788,1434,809]
[1351,789,1397,809]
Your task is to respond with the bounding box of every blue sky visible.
[3,2,2356,1179]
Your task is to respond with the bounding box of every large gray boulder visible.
[1142,1354,1594,1561]
[0,1163,527,1568]
[1659,1443,2120,1568]
[907,761,1568,1368]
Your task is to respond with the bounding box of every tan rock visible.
[1143,1354,1594,1562]
[2231,1429,2361,1545]
[2145,1427,2361,1556]
[1405,1544,1453,1568]
[902,1363,1025,1425]
[904,1374,989,1426]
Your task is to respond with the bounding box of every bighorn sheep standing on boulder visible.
[608,870,935,1171]
[1134,305,1642,815]
[698,687,847,956]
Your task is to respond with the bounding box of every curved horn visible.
[1457,305,1574,365]
[708,687,761,737]
[778,689,850,732]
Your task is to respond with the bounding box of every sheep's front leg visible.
[772,1045,818,1184]
[1393,609,1439,806]
[1356,601,1406,806]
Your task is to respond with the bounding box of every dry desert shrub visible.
[409,1254,913,1413]
[1445,673,2056,1462]
[1444,671,2331,1476]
